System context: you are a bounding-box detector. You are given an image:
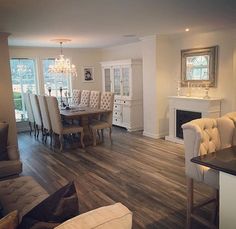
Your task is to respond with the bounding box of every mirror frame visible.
[181,46,218,87]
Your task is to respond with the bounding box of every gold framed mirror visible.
[181,46,218,87]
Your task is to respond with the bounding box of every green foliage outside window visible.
[13,92,22,111]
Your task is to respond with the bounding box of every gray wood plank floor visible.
[18,127,213,229]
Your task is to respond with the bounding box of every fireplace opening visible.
[176,110,201,139]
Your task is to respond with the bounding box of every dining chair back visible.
[80,90,90,107]
[89,91,101,109]
[29,94,43,139]
[38,95,52,144]
[72,89,81,106]
[89,92,114,146]
[45,96,63,134]
[23,93,35,135]
[45,96,85,151]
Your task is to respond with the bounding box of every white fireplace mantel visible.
[165,96,222,144]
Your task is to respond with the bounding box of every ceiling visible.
[0,0,236,48]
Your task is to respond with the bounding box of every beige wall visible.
[9,46,103,92]
[169,29,236,115]
[0,33,18,146]
[101,41,142,61]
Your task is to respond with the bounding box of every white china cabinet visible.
[101,59,143,131]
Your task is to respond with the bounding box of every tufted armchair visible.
[89,92,114,146]
[182,117,235,228]
[79,90,90,107]
[72,89,81,106]
[0,122,22,178]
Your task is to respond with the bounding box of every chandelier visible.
[48,39,77,77]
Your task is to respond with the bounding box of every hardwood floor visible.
[18,127,213,229]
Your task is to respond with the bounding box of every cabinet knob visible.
[124,101,126,103]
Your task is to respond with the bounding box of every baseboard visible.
[143,131,167,139]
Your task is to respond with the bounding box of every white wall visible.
[9,46,103,93]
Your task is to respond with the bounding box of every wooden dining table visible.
[60,106,111,120]
[60,106,112,146]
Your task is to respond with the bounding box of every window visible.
[42,59,71,97]
[10,58,37,121]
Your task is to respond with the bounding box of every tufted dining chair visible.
[182,117,235,228]
[79,90,90,107]
[29,94,43,140]
[45,96,84,151]
[89,92,114,146]
[72,89,81,106]
[37,95,52,145]
[89,91,101,109]
[23,93,35,136]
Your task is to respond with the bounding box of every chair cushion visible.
[62,125,83,135]
[0,176,49,222]
[55,203,132,229]
[90,121,110,130]
[0,123,9,161]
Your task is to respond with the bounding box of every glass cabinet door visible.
[113,67,121,95]
[122,67,130,97]
[104,68,111,92]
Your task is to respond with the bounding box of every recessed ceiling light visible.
[185,28,190,32]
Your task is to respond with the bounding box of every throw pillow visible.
[0,210,18,229]
[18,182,79,229]
[0,122,9,161]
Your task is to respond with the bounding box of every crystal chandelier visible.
[48,39,77,77]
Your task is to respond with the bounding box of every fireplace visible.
[165,96,222,144]
[176,110,201,139]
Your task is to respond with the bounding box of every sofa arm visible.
[55,203,132,229]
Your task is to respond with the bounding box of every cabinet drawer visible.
[114,104,121,111]
[113,117,122,125]
[113,110,122,117]
[122,100,131,106]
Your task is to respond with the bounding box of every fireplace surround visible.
[165,96,222,144]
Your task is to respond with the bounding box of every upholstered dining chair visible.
[79,90,90,107]
[29,94,43,140]
[23,93,35,136]
[72,89,81,106]
[89,92,114,146]
[45,96,84,151]
[182,117,235,229]
[37,95,52,145]
[89,91,101,109]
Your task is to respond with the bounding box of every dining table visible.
[60,106,112,146]
[60,106,111,120]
